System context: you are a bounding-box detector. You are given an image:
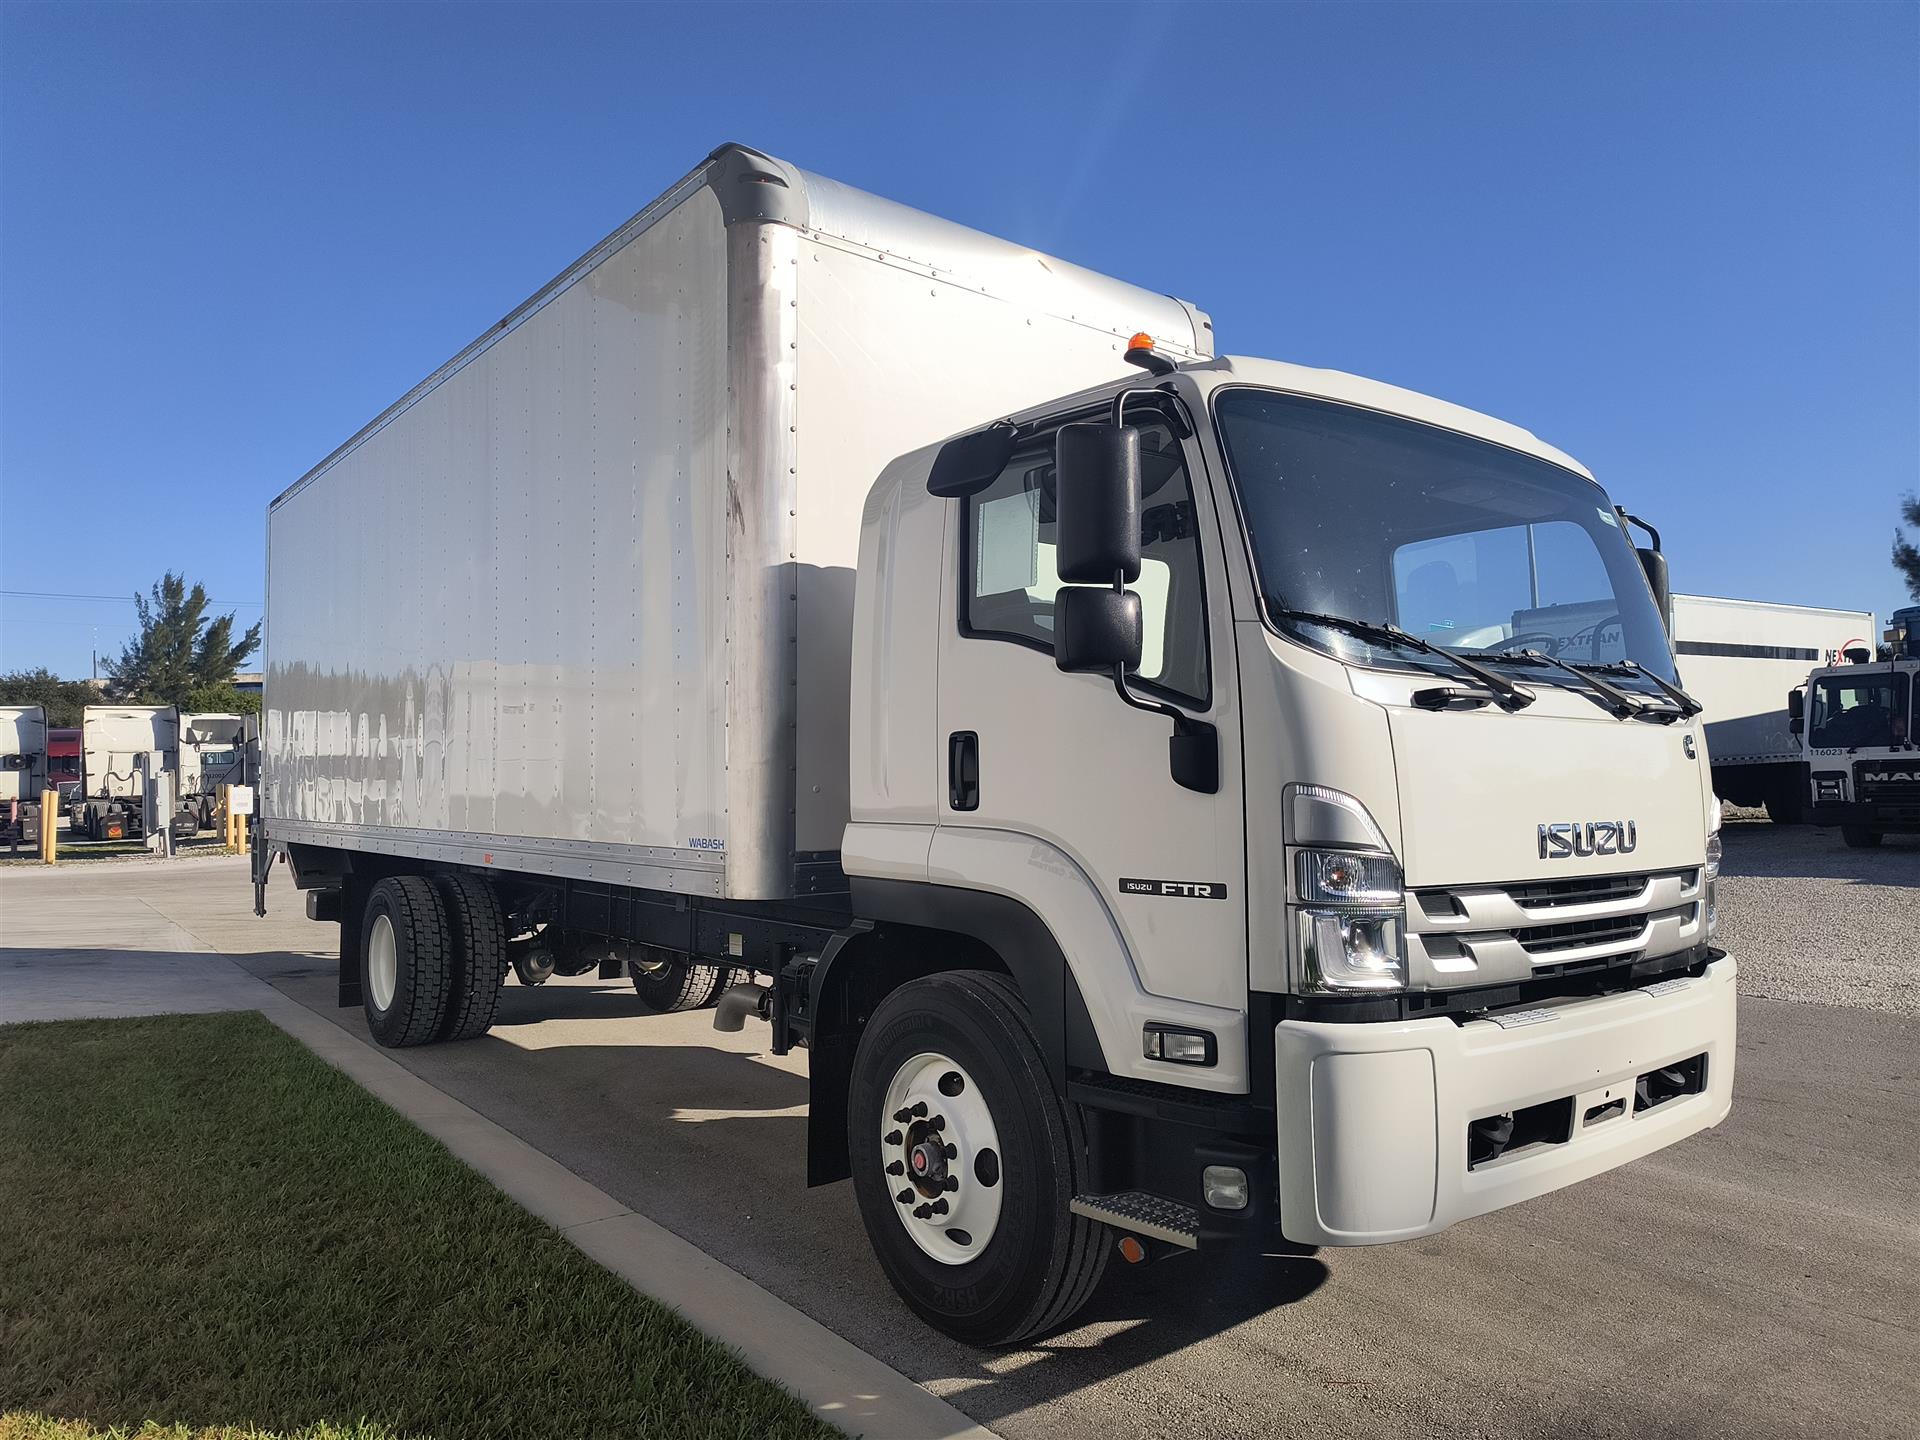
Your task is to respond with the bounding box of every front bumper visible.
[1272,956,1737,1246]
[1811,799,1920,830]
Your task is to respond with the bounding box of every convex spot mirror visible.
[1054,422,1142,583]
[1055,587,1143,674]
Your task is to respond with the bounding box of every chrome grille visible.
[1514,913,1649,955]
[1407,866,1705,990]
[1502,873,1649,910]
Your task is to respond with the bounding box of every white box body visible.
[262,146,1211,900]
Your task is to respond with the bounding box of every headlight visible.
[1703,830,1722,937]
[1293,846,1406,992]
[1297,908,1406,991]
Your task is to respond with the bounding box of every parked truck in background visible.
[72,705,179,841]
[1792,648,1918,846]
[2,705,48,844]
[256,145,1736,1344]
[47,727,82,807]
[179,712,257,831]
[1669,594,1876,823]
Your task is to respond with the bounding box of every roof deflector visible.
[705,143,809,228]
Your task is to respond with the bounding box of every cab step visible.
[1070,1190,1200,1249]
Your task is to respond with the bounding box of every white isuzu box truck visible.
[258,144,1737,1344]
[1670,593,1876,822]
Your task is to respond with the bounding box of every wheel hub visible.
[880,1052,1002,1265]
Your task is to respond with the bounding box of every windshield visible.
[1809,672,1910,749]
[1214,389,1678,685]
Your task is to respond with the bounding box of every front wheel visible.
[1842,825,1883,849]
[848,970,1108,1346]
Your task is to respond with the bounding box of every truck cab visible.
[847,350,1734,1266]
[1793,649,1919,845]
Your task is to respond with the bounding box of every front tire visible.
[848,970,1108,1346]
[627,945,728,1012]
[1842,825,1883,849]
[361,875,452,1047]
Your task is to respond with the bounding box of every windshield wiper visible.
[1493,648,1674,721]
[1576,660,1703,718]
[1267,604,1536,711]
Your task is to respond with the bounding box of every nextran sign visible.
[1538,820,1638,860]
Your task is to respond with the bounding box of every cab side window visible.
[963,419,1210,706]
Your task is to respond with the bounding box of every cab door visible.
[933,403,1249,1088]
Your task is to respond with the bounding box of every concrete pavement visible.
[4,835,1917,1439]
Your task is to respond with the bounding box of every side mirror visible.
[1054,422,1141,583]
[1789,716,1805,736]
[1635,546,1670,632]
[1787,688,1804,721]
[1054,588,1142,673]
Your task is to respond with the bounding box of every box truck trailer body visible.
[1670,593,1875,821]
[259,145,1736,1345]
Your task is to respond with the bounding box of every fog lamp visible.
[1143,1025,1216,1066]
[1202,1165,1249,1211]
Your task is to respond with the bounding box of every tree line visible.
[1,572,260,728]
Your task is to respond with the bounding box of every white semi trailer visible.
[258,145,1737,1344]
[1670,594,1876,822]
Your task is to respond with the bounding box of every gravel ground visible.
[1715,812,1920,1015]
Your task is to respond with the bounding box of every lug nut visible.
[884,1130,902,1146]
[929,1115,945,1131]
[910,1101,927,1117]
[886,1160,904,1176]
[930,1199,949,1216]
[944,1176,959,1192]
[944,1143,957,1159]
[896,1189,913,1205]
[892,1109,911,1124]
[912,1204,932,1219]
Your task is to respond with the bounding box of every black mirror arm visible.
[1107,666,1219,795]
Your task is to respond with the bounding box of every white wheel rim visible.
[368,913,397,1012]
[880,1052,1003,1265]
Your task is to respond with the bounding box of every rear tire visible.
[627,945,727,1012]
[1842,825,1883,849]
[848,970,1108,1346]
[434,874,507,1041]
[361,875,452,1048]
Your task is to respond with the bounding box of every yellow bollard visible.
[40,788,57,864]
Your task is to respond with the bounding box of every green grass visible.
[0,1014,836,1440]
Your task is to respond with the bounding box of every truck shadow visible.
[245,965,1335,1413]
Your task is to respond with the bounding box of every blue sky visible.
[2,0,1915,678]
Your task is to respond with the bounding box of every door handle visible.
[949,731,979,811]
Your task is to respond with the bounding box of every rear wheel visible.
[435,874,507,1041]
[1842,825,1883,849]
[1763,783,1806,826]
[627,945,728,1012]
[848,970,1108,1346]
[361,875,452,1047]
